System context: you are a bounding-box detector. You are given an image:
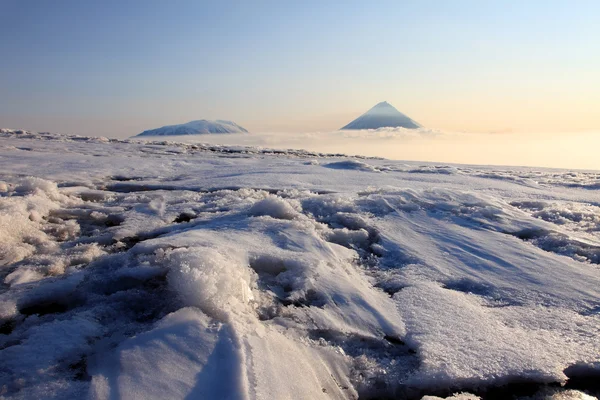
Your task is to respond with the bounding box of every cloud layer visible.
[153,128,600,171]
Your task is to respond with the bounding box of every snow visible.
[248,196,299,220]
[324,160,382,172]
[0,128,599,399]
[89,307,245,399]
[136,119,249,136]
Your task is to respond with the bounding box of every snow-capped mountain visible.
[341,101,421,130]
[136,119,248,136]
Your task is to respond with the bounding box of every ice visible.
[513,200,600,235]
[167,247,256,322]
[0,177,80,268]
[0,128,599,399]
[89,308,245,399]
[248,196,299,220]
[324,159,381,172]
[4,268,45,286]
[398,283,580,387]
[1,315,103,397]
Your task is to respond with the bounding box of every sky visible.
[1,0,599,167]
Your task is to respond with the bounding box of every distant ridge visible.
[341,101,421,130]
[136,120,248,137]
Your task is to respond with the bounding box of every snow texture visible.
[0,128,599,399]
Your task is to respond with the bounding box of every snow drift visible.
[0,128,599,399]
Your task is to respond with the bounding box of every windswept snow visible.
[0,128,599,399]
[324,160,383,172]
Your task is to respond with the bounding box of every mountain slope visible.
[136,120,248,136]
[341,101,421,130]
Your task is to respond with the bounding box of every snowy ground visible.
[0,129,599,400]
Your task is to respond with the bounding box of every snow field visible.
[0,129,599,399]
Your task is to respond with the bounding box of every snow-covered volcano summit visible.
[136,119,248,137]
[341,101,421,130]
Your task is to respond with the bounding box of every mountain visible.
[341,101,421,130]
[136,120,248,136]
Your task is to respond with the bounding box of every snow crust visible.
[0,128,599,399]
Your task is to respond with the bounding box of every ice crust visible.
[0,129,599,399]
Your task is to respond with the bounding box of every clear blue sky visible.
[1,0,599,137]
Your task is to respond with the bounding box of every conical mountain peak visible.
[373,101,390,107]
[341,102,421,130]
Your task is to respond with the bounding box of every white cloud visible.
[161,128,600,170]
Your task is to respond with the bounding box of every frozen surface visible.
[0,129,599,399]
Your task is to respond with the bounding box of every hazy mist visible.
[136,128,600,171]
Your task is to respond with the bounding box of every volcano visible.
[341,101,421,130]
[136,120,248,137]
